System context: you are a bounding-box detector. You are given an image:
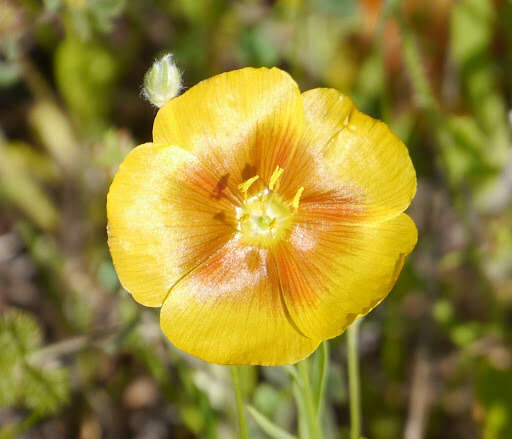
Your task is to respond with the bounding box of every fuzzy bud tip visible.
[142,54,183,108]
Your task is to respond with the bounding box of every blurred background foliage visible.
[1,0,511,438]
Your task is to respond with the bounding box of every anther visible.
[291,186,304,210]
[269,166,284,191]
[238,175,259,196]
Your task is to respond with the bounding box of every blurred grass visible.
[1,0,512,438]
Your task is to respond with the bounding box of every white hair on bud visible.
[142,53,183,108]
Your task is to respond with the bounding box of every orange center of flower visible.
[235,167,303,248]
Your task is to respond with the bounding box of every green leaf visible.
[54,37,118,136]
[43,0,61,12]
[0,151,59,230]
[438,115,496,188]
[28,100,81,172]
[401,22,436,112]
[91,0,126,32]
[451,0,493,65]
[450,322,481,347]
[450,0,509,156]
[0,311,37,407]
[0,309,70,415]
[0,361,21,407]
[1,142,60,184]
[0,61,20,88]
[476,363,512,438]
[248,405,297,439]
[0,309,43,358]
[24,366,70,415]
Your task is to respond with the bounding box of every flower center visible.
[235,167,303,248]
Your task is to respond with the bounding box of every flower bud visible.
[142,54,183,108]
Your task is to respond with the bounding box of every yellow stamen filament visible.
[269,166,284,191]
[236,168,304,247]
[291,186,304,210]
[238,175,259,195]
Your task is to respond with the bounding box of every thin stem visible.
[292,380,310,439]
[230,366,248,439]
[297,359,323,439]
[347,319,362,439]
[18,57,56,101]
[314,341,329,420]
[27,317,142,365]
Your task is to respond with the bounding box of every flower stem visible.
[297,358,323,439]
[347,319,362,439]
[230,366,248,439]
[314,341,329,420]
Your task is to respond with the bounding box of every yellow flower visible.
[107,67,417,366]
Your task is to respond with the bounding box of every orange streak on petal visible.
[153,67,304,195]
[273,213,417,340]
[160,238,319,365]
[107,144,238,308]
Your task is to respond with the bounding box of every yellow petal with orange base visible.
[153,67,304,192]
[160,238,319,365]
[274,212,417,341]
[107,143,237,307]
[280,88,416,223]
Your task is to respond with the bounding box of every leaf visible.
[450,0,493,65]
[0,147,59,230]
[0,361,21,407]
[24,366,70,415]
[0,309,43,358]
[43,0,61,12]
[54,38,118,136]
[2,142,61,183]
[476,363,512,438]
[0,61,20,88]
[91,0,126,32]
[28,100,81,171]
[248,405,297,439]
[450,0,509,152]
[0,310,70,415]
[438,115,496,188]
[401,22,436,111]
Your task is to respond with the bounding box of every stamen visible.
[236,180,299,247]
[291,186,304,210]
[269,166,284,191]
[238,175,259,195]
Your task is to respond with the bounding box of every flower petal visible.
[153,67,304,191]
[282,88,416,222]
[107,143,237,307]
[274,212,417,340]
[160,238,319,365]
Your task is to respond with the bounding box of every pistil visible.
[235,166,305,247]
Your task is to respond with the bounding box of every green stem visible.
[347,320,362,439]
[231,366,248,439]
[297,359,323,439]
[314,341,329,420]
[292,380,310,439]
[19,57,56,102]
